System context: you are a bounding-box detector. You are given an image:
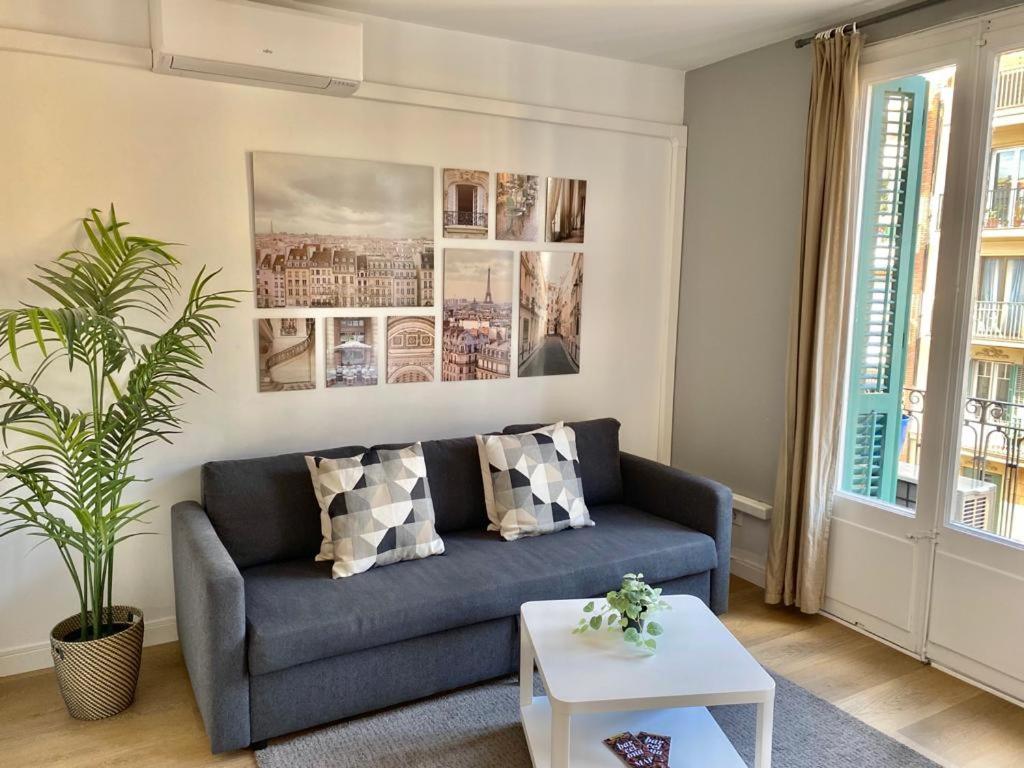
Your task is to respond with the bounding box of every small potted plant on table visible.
[574,573,670,652]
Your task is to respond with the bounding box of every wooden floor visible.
[2,577,1023,767]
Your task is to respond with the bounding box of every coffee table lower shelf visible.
[521,696,746,768]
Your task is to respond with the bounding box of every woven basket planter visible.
[49,605,144,720]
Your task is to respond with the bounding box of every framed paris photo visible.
[386,316,436,384]
[442,249,513,381]
[257,318,316,392]
[442,168,489,239]
[496,172,539,241]
[252,151,434,308]
[325,317,378,388]
[545,177,587,243]
[518,251,583,376]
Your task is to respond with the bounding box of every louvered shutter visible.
[842,76,929,502]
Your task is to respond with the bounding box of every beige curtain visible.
[765,30,863,613]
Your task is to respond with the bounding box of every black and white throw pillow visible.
[305,443,444,578]
[476,423,592,541]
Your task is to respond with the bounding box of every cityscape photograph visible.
[442,249,513,381]
[325,317,378,388]
[519,251,583,377]
[251,151,435,308]
[545,177,587,243]
[496,172,539,241]
[387,316,435,384]
[442,168,489,239]
[257,317,316,393]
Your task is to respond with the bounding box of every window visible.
[841,66,956,506]
[985,146,1024,228]
[971,360,1013,402]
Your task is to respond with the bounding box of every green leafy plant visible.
[0,207,239,642]
[573,572,670,652]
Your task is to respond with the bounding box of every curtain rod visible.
[794,0,950,48]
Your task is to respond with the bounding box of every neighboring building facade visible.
[873,56,1024,540]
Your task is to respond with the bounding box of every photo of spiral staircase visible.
[258,317,316,392]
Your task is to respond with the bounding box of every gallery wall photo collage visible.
[250,151,586,392]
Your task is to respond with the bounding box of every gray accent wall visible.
[672,0,1024,572]
[672,37,810,505]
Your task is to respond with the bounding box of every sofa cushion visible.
[306,444,445,578]
[477,425,592,540]
[202,445,366,569]
[369,436,491,533]
[242,504,717,675]
[503,418,622,505]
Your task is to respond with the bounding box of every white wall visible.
[0,14,684,672]
[0,0,685,124]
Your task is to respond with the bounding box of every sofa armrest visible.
[172,500,250,753]
[619,453,732,614]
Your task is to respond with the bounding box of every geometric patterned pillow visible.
[476,421,562,532]
[476,424,593,541]
[305,443,445,578]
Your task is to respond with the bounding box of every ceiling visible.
[297,0,901,71]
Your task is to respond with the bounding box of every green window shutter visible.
[1010,364,1023,404]
[842,75,929,502]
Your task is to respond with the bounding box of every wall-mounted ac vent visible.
[150,0,362,97]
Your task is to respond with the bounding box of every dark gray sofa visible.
[171,418,732,753]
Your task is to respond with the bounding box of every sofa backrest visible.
[502,418,623,506]
[199,417,621,568]
[202,445,366,569]
[369,436,490,534]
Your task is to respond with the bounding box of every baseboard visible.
[0,616,178,677]
[730,547,766,588]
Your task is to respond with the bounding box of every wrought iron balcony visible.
[984,184,1024,229]
[443,210,488,228]
[900,387,1023,540]
[973,300,1024,342]
[996,65,1024,111]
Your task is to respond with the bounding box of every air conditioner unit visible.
[956,479,997,531]
[150,0,362,96]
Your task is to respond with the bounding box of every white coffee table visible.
[519,595,774,768]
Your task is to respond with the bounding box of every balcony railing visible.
[443,210,488,228]
[996,65,1024,111]
[901,387,1023,539]
[973,300,1024,342]
[983,184,1024,229]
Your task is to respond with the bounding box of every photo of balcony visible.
[442,168,489,239]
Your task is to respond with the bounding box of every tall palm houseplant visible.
[0,208,238,718]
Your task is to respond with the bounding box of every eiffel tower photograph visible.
[441,249,514,381]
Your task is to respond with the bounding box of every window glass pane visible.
[955,49,1024,541]
[842,66,956,510]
